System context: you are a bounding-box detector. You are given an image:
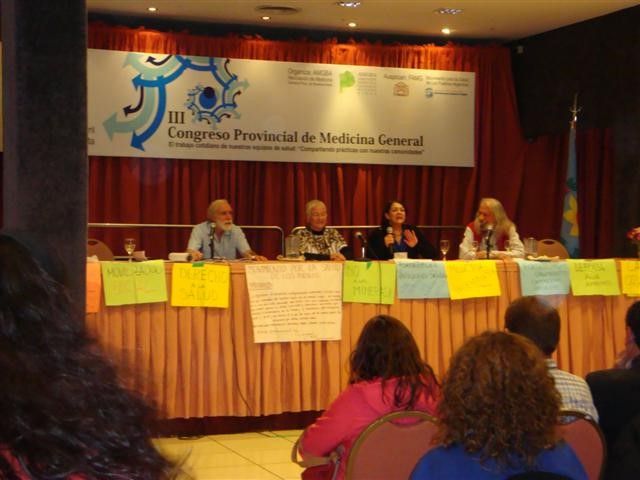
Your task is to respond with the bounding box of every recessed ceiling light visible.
[147,6,157,12]
[348,22,357,28]
[337,1,361,7]
[441,27,452,35]
[434,7,463,15]
[261,15,271,21]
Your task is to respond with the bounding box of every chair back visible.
[536,239,570,259]
[557,410,606,480]
[87,238,114,260]
[345,410,438,480]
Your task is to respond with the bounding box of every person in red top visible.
[0,234,178,479]
[459,197,525,259]
[297,315,440,479]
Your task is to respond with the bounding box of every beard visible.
[219,221,233,232]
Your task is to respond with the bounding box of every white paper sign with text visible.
[245,262,343,343]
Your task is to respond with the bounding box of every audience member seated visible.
[295,199,351,260]
[587,301,640,478]
[0,233,178,479]
[186,198,267,261]
[367,201,439,260]
[297,315,440,479]
[505,296,598,421]
[411,331,587,480]
[459,197,525,259]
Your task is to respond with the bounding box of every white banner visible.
[88,49,475,166]
[245,263,342,343]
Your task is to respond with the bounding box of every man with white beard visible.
[187,198,266,261]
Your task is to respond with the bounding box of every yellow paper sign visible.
[444,260,501,300]
[342,261,396,304]
[86,262,102,313]
[171,263,230,308]
[567,259,621,296]
[101,260,168,306]
[620,260,640,296]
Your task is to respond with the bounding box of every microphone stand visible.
[485,229,493,259]
[355,232,371,261]
[209,223,215,260]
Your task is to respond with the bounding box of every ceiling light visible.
[441,27,452,35]
[261,16,271,21]
[147,6,157,12]
[337,1,361,7]
[434,7,463,15]
[348,22,357,28]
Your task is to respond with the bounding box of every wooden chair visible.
[345,410,438,480]
[536,239,570,259]
[87,238,114,260]
[557,410,606,480]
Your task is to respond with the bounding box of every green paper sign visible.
[342,261,396,304]
[101,260,168,306]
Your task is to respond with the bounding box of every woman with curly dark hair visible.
[298,314,440,479]
[411,331,587,479]
[0,234,178,479]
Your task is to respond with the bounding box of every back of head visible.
[505,296,560,356]
[350,315,437,407]
[626,301,640,347]
[0,234,175,478]
[438,331,560,468]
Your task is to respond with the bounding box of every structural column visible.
[2,0,87,307]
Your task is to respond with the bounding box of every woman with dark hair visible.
[411,331,587,479]
[366,201,438,260]
[298,315,440,479]
[0,234,177,479]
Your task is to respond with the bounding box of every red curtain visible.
[82,23,613,259]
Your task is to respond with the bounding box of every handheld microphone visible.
[386,226,394,257]
[209,222,216,260]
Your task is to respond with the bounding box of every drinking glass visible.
[124,238,136,262]
[440,239,450,261]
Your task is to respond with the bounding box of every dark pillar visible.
[2,1,87,307]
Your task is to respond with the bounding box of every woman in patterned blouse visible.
[295,199,351,260]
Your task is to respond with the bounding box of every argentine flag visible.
[560,123,580,257]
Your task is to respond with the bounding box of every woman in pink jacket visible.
[298,315,440,479]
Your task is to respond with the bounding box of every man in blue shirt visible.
[187,199,267,261]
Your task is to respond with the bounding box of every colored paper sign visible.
[515,259,570,297]
[397,260,450,299]
[567,259,621,296]
[101,260,168,306]
[245,263,343,343]
[86,262,102,313]
[444,260,501,300]
[171,263,230,307]
[620,260,640,296]
[342,261,396,304]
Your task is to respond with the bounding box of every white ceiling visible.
[87,0,640,41]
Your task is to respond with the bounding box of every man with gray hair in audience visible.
[505,296,598,421]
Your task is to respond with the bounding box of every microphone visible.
[386,226,394,257]
[484,224,494,258]
[354,231,372,261]
[209,222,216,260]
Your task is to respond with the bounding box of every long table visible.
[85,260,634,419]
